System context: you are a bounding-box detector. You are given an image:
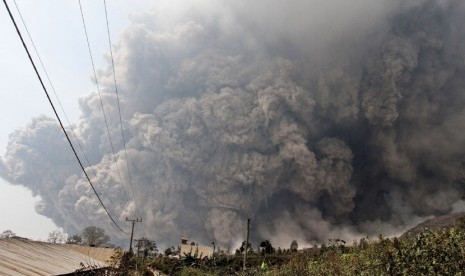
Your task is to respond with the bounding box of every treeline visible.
[137,220,465,275]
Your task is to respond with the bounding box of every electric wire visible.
[12,0,82,153]
[2,0,128,235]
[77,0,131,204]
[103,0,142,217]
[11,0,115,215]
[11,0,130,234]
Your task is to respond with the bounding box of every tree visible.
[239,240,252,253]
[81,226,110,247]
[290,240,298,252]
[1,230,15,238]
[259,240,275,255]
[164,246,173,256]
[66,234,82,244]
[137,238,158,258]
[47,229,64,243]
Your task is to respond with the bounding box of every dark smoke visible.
[2,0,465,247]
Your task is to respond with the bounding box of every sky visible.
[0,0,151,240]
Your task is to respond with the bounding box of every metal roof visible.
[63,244,116,264]
[0,237,107,276]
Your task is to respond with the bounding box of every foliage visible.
[270,226,465,275]
[149,249,292,275]
[66,233,83,244]
[47,229,64,243]
[0,229,15,238]
[146,224,465,275]
[386,228,465,275]
[81,226,110,247]
[178,267,211,276]
[108,248,124,268]
[164,245,178,256]
[113,250,153,275]
[239,241,252,253]
[102,221,465,275]
[137,237,158,258]
[290,240,298,252]
[259,240,275,255]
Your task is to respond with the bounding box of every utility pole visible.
[126,217,142,253]
[243,218,250,271]
[135,239,142,258]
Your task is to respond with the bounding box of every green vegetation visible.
[267,226,465,276]
[110,219,465,275]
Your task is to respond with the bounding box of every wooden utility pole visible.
[126,217,142,253]
[135,239,142,257]
[243,218,250,271]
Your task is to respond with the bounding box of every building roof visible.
[63,244,116,264]
[0,237,107,276]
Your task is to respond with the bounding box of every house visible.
[179,236,213,259]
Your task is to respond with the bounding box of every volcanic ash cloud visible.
[2,0,465,247]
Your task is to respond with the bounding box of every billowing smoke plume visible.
[2,0,465,247]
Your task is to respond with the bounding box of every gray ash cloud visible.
[2,0,465,247]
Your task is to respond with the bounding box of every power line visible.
[11,0,132,227]
[11,0,109,207]
[77,0,130,203]
[103,0,142,217]
[2,0,128,235]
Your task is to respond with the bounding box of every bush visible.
[148,227,465,275]
[271,227,465,276]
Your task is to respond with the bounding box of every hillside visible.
[400,212,465,240]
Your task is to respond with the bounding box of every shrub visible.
[149,226,465,275]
